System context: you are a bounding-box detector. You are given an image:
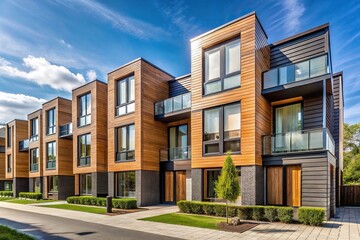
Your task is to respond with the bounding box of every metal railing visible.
[46,161,56,169]
[19,139,29,151]
[262,128,335,155]
[59,123,72,137]
[160,146,191,161]
[30,163,39,172]
[78,157,91,167]
[155,93,191,117]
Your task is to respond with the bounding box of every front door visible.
[164,172,174,202]
[267,166,283,205]
[176,171,186,201]
[286,165,301,207]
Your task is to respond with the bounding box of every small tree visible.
[215,152,240,224]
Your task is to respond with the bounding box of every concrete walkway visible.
[0,202,359,240]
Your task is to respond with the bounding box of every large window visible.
[48,176,58,193]
[80,174,92,195]
[32,178,41,193]
[116,171,136,198]
[169,125,189,160]
[7,155,11,173]
[46,142,56,169]
[78,134,91,166]
[47,108,56,135]
[205,169,221,199]
[7,126,11,148]
[30,148,39,172]
[203,103,241,155]
[116,75,135,116]
[5,181,12,191]
[116,124,135,161]
[78,93,91,126]
[204,39,241,95]
[274,103,302,134]
[30,118,39,142]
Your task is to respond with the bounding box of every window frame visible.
[78,92,92,127]
[7,126,11,148]
[80,173,92,195]
[46,141,56,170]
[78,133,91,167]
[7,155,11,173]
[46,108,56,135]
[116,171,136,198]
[272,102,304,134]
[48,175,58,193]
[115,75,135,117]
[30,118,39,142]
[115,124,135,162]
[203,38,241,96]
[30,148,39,172]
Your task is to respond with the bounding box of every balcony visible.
[160,146,191,161]
[59,122,73,139]
[78,157,91,167]
[46,161,56,170]
[19,139,29,152]
[30,163,39,172]
[154,93,191,123]
[263,128,335,156]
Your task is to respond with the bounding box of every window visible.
[48,176,58,193]
[169,125,189,160]
[30,148,39,172]
[116,124,135,161]
[7,155,11,173]
[116,171,136,198]
[46,142,56,169]
[78,134,91,166]
[78,93,91,126]
[203,103,241,155]
[204,39,241,95]
[116,75,135,116]
[7,126,11,148]
[30,118,39,141]
[80,174,92,195]
[47,108,56,135]
[205,169,221,199]
[5,181,12,191]
[32,178,41,193]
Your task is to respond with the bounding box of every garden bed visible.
[218,222,258,233]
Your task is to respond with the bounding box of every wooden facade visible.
[28,109,43,178]
[0,135,5,180]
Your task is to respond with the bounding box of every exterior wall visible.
[44,175,74,200]
[303,95,324,130]
[13,177,29,197]
[241,165,264,205]
[136,170,160,206]
[169,75,191,97]
[28,110,43,179]
[191,168,202,201]
[0,137,5,180]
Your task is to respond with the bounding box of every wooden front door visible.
[267,166,283,205]
[164,172,174,202]
[286,165,301,207]
[176,171,186,202]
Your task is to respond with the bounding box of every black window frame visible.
[7,155,11,173]
[203,102,241,156]
[46,141,56,170]
[78,133,91,167]
[46,108,56,135]
[80,173,92,195]
[30,148,39,172]
[7,126,11,148]
[30,118,39,142]
[115,75,135,116]
[78,92,92,127]
[115,124,135,162]
[203,38,241,96]
[272,102,304,134]
[168,124,189,160]
[116,171,136,198]
[48,175,58,193]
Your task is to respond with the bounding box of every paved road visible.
[0,207,182,240]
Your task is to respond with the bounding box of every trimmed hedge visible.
[0,191,13,197]
[66,196,137,209]
[177,201,293,223]
[298,207,325,226]
[19,192,42,200]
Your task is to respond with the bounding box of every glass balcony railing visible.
[30,163,39,172]
[59,123,72,137]
[155,93,191,117]
[160,146,191,161]
[263,128,335,155]
[263,55,329,90]
[46,161,56,170]
[19,139,29,151]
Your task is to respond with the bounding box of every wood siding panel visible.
[286,165,301,207]
[267,166,283,205]
[0,137,5,180]
[165,171,174,202]
[176,171,186,201]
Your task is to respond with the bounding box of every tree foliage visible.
[343,123,360,184]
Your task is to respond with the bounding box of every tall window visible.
[7,126,11,148]
[47,108,56,135]
[169,125,189,160]
[30,148,39,172]
[116,124,135,161]
[203,103,241,155]
[7,155,11,173]
[46,142,56,169]
[116,75,135,116]
[30,118,39,141]
[274,103,302,134]
[204,39,241,95]
[32,178,41,193]
[80,174,92,195]
[78,93,91,126]
[205,169,221,199]
[5,181,12,191]
[116,171,136,198]
[48,176,58,193]
[78,134,91,166]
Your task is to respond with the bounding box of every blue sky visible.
[0,0,359,124]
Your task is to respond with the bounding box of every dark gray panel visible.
[241,165,264,205]
[13,178,29,197]
[136,170,160,206]
[108,172,115,197]
[58,175,74,200]
[169,76,191,98]
[303,95,323,130]
[191,168,202,201]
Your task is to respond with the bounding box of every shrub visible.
[298,207,325,226]
[66,196,137,209]
[214,204,226,217]
[277,207,293,223]
[112,198,137,209]
[0,191,13,197]
[238,206,253,220]
[252,206,265,221]
[177,200,191,213]
[264,206,278,222]
[202,203,216,216]
[190,201,204,214]
[19,192,42,200]
[228,206,238,217]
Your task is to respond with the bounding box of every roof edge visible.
[72,79,107,92]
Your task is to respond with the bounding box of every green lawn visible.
[4,199,56,204]
[0,225,34,240]
[0,197,13,201]
[140,213,225,230]
[42,204,107,214]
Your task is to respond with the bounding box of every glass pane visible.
[226,40,240,74]
[121,127,127,151]
[295,61,309,81]
[310,55,327,78]
[120,80,127,105]
[224,74,240,90]
[182,93,191,109]
[275,103,302,134]
[80,95,86,116]
[86,134,91,157]
[279,65,295,85]
[173,95,182,111]
[224,140,240,152]
[204,80,221,95]
[205,49,220,81]
[129,76,135,102]
[263,69,278,89]
[207,170,220,198]
[117,106,126,116]
[204,108,220,141]
[205,143,219,154]
[128,125,135,151]
[178,125,188,147]
[86,174,92,194]
[126,102,135,113]
[155,102,163,115]
[291,131,308,151]
[87,93,91,114]
[117,172,136,198]
[309,130,323,149]
[164,99,172,113]
[273,133,291,152]
[224,103,241,139]
[80,136,85,157]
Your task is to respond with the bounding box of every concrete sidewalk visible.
[0,202,359,240]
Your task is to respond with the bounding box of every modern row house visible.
[2,12,343,218]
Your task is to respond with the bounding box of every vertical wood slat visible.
[165,171,174,202]
[267,166,283,205]
[176,171,186,202]
[287,165,301,207]
[341,186,360,206]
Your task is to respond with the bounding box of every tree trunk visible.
[226,200,228,224]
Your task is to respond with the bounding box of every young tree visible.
[215,152,240,224]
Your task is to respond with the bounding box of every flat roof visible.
[71,79,107,92]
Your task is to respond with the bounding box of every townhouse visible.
[0,127,11,191]
[2,12,343,218]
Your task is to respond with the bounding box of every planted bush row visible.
[19,192,43,200]
[298,207,325,226]
[66,196,137,209]
[0,191,13,197]
[177,201,294,223]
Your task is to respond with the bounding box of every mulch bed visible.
[218,222,259,233]
[106,207,148,216]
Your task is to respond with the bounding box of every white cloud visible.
[0,55,86,92]
[59,39,72,49]
[282,0,305,34]
[345,102,360,124]
[86,69,97,81]
[0,91,46,123]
